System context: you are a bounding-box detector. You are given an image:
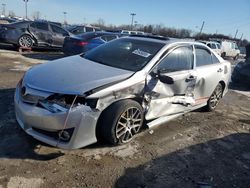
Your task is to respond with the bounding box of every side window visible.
[51,24,68,36]
[85,27,94,32]
[157,46,193,72]
[72,27,84,34]
[207,43,212,48]
[35,22,49,31]
[30,22,37,29]
[195,47,213,67]
[211,43,217,49]
[101,35,117,42]
[216,44,221,49]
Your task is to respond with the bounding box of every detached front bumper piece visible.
[14,85,101,149]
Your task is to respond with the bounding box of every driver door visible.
[145,45,198,120]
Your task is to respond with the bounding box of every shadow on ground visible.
[22,52,65,61]
[0,88,63,161]
[115,133,250,188]
[229,81,250,92]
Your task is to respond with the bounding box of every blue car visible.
[62,32,123,55]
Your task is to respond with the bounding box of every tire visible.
[204,83,223,112]
[18,35,33,48]
[99,99,144,145]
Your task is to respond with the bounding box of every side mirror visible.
[157,70,174,84]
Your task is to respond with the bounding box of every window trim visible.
[194,45,217,68]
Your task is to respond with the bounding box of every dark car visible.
[232,60,250,84]
[0,20,71,48]
[0,17,17,24]
[63,31,122,55]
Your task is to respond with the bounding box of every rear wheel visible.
[99,100,144,145]
[204,83,223,112]
[18,35,33,48]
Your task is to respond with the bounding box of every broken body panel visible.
[15,39,231,149]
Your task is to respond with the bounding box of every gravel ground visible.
[0,47,249,188]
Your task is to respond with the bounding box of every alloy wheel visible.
[209,85,223,109]
[115,107,143,143]
[19,35,33,48]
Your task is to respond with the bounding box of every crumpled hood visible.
[24,55,134,94]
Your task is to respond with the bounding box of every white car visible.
[15,36,231,149]
[200,41,222,56]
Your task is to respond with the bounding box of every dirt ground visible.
[0,46,249,188]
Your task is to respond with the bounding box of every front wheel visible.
[18,35,33,48]
[99,100,144,145]
[204,83,223,112]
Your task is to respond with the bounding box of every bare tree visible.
[96,18,105,27]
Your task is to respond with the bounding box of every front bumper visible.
[14,85,101,149]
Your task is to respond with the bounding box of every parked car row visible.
[0,20,132,54]
[0,19,243,60]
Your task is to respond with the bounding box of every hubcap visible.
[209,85,222,108]
[19,36,33,48]
[116,107,142,143]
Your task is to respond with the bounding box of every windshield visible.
[84,38,164,71]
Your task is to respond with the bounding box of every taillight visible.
[75,41,88,46]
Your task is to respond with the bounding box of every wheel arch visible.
[219,80,226,94]
[18,33,37,46]
[95,97,144,141]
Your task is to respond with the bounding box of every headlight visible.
[46,94,85,108]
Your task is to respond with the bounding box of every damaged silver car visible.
[15,36,231,149]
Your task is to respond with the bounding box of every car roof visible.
[128,35,208,47]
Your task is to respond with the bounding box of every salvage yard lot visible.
[0,46,250,188]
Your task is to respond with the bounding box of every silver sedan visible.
[15,36,231,149]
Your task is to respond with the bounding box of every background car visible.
[63,31,122,55]
[0,17,17,24]
[15,36,231,149]
[232,60,250,84]
[0,20,71,48]
[199,41,222,56]
[66,25,101,35]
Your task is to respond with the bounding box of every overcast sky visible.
[2,0,250,40]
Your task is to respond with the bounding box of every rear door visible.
[145,45,198,120]
[193,45,224,104]
[50,24,69,47]
[29,22,52,46]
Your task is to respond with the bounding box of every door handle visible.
[217,68,223,73]
[185,75,195,82]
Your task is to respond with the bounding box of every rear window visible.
[195,47,213,67]
[84,38,164,71]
